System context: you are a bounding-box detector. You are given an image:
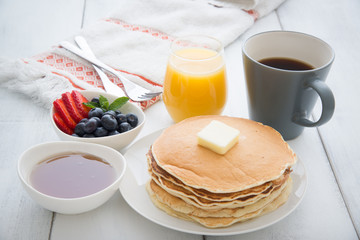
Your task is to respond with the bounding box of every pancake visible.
[147,177,291,218]
[149,170,290,209]
[147,177,293,228]
[147,149,291,203]
[151,116,297,193]
[146,115,297,228]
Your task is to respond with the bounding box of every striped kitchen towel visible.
[0,0,285,109]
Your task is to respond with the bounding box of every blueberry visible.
[115,110,122,115]
[119,122,132,133]
[79,118,88,123]
[108,130,120,136]
[94,127,108,137]
[116,113,127,124]
[91,97,100,104]
[83,133,95,138]
[104,110,116,117]
[74,122,86,136]
[101,114,118,131]
[91,117,101,127]
[126,113,138,128]
[84,118,98,133]
[88,107,104,119]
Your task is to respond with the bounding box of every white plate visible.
[119,129,307,236]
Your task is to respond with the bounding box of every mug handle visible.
[292,79,335,127]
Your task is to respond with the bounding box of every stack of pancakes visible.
[146,116,297,228]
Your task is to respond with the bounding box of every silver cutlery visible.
[60,39,162,102]
[74,36,125,97]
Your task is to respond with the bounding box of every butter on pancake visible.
[147,115,297,228]
[197,120,240,155]
[151,115,296,193]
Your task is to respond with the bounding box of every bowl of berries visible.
[51,90,145,150]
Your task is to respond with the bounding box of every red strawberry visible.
[61,92,83,122]
[71,90,91,118]
[53,98,77,130]
[53,112,74,135]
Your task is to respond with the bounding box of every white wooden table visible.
[1,0,359,239]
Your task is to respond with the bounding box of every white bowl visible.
[18,141,126,214]
[50,90,145,150]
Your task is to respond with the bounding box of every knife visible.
[60,39,161,102]
[60,40,132,93]
[73,36,125,97]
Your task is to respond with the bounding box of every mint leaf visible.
[99,95,109,110]
[83,102,99,109]
[109,97,129,111]
[83,95,129,112]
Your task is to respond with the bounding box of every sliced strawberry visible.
[53,112,74,135]
[53,98,77,130]
[71,90,91,118]
[61,92,83,122]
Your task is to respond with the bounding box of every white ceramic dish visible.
[119,129,307,236]
[18,141,127,214]
[50,90,145,150]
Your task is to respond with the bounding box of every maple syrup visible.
[30,153,116,198]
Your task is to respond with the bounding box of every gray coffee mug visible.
[242,31,335,140]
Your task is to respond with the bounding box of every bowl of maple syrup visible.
[18,141,126,214]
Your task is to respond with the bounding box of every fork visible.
[60,39,162,102]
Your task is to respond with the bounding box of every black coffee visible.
[259,57,314,71]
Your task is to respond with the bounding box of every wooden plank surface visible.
[0,89,54,240]
[278,0,360,236]
[0,0,359,239]
[0,0,84,58]
[0,1,84,239]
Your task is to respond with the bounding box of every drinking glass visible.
[163,35,227,123]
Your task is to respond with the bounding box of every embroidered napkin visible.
[0,0,285,109]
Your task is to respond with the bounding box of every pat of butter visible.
[197,120,240,155]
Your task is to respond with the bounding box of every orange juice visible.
[163,47,227,122]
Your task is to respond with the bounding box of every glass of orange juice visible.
[163,35,227,122]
